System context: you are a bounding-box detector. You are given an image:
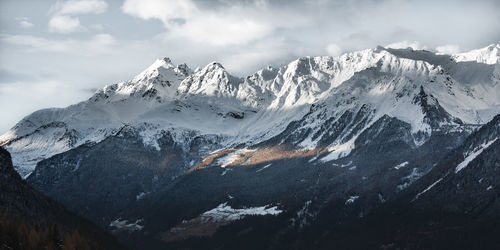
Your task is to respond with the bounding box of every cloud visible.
[165,14,273,46]
[435,44,461,54]
[325,43,342,56]
[0,69,37,84]
[0,79,91,132]
[218,37,296,73]
[1,34,71,52]
[49,15,85,33]
[0,33,116,55]
[89,24,105,31]
[122,0,196,24]
[50,0,108,15]
[48,0,108,33]
[121,0,291,46]
[16,17,34,28]
[2,0,500,135]
[92,33,116,45]
[385,41,427,50]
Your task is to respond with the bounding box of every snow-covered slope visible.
[1,44,499,177]
[453,44,500,64]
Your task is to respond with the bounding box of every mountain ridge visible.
[1,44,499,178]
[3,44,498,249]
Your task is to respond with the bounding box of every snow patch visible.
[221,168,232,176]
[217,148,255,168]
[298,135,319,150]
[200,203,282,222]
[345,196,359,205]
[455,138,497,173]
[413,178,443,201]
[295,200,313,228]
[308,155,318,163]
[72,159,81,172]
[394,161,409,170]
[378,193,386,203]
[136,192,147,201]
[109,218,144,231]
[320,138,356,162]
[256,163,272,172]
[397,168,424,191]
[339,161,353,168]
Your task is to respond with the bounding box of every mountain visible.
[2,45,499,178]
[1,44,499,249]
[305,113,500,250]
[0,147,125,249]
[168,114,500,250]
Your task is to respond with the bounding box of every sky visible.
[0,0,499,134]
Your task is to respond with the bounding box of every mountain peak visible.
[453,44,500,64]
[206,61,225,70]
[89,57,192,103]
[177,61,240,97]
[140,57,193,75]
[485,43,500,51]
[162,57,172,63]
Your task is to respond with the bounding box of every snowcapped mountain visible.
[312,114,500,249]
[1,44,499,178]
[2,44,499,250]
[452,43,500,64]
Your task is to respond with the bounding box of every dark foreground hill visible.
[0,147,125,250]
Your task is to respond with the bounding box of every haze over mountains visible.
[1,44,500,249]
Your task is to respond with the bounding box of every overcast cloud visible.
[0,0,499,133]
